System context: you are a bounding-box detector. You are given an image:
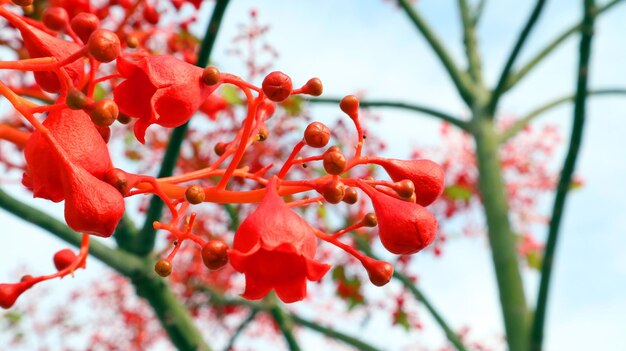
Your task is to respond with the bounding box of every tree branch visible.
[136,0,231,255]
[308,97,469,131]
[223,310,258,351]
[506,0,624,90]
[499,88,626,143]
[458,0,483,84]
[269,302,301,351]
[396,0,474,104]
[530,0,597,349]
[488,0,548,114]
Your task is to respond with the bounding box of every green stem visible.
[223,310,258,351]
[290,314,383,351]
[396,0,474,104]
[136,0,231,255]
[308,97,469,131]
[393,272,468,351]
[506,0,623,90]
[530,1,596,349]
[488,0,548,115]
[269,302,301,351]
[498,89,626,143]
[458,0,483,84]
[472,0,487,25]
[473,116,528,351]
[0,188,143,277]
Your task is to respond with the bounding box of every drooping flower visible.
[0,8,84,93]
[23,108,124,237]
[113,54,218,143]
[372,158,445,207]
[229,177,331,303]
[359,181,438,255]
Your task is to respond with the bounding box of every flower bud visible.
[117,113,132,124]
[301,77,323,96]
[362,213,377,227]
[214,142,227,156]
[202,66,220,86]
[71,13,100,43]
[363,257,393,287]
[53,249,77,271]
[394,179,415,199]
[321,178,345,204]
[66,88,88,110]
[304,122,330,148]
[104,168,134,195]
[126,35,139,49]
[142,4,160,25]
[154,259,172,277]
[0,282,31,309]
[201,240,229,270]
[256,125,269,142]
[185,185,205,204]
[339,95,359,119]
[87,99,119,127]
[43,7,69,32]
[342,187,358,204]
[262,71,292,102]
[87,29,121,63]
[323,147,346,175]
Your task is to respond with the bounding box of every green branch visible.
[396,0,474,104]
[223,310,258,351]
[269,302,301,351]
[308,97,469,131]
[530,1,597,349]
[458,0,483,84]
[506,0,624,90]
[488,0,548,114]
[0,187,143,277]
[471,0,487,25]
[136,0,231,255]
[499,88,626,143]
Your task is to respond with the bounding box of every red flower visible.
[23,108,124,237]
[0,8,84,93]
[359,181,438,255]
[373,158,445,206]
[229,177,330,303]
[113,54,218,143]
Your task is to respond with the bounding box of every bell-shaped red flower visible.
[113,54,218,143]
[372,158,445,207]
[229,177,331,303]
[23,108,124,237]
[0,9,84,93]
[359,181,438,255]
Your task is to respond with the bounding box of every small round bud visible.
[53,249,77,271]
[262,71,292,102]
[301,77,323,96]
[202,66,220,85]
[339,95,359,119]
[304,122,330,148]
[104,168,131,195]
[42,7,69,31]
[342,187,358,204]
[256,126,269,142]
[117,112,132,124]
[214,142,227,156]
[201,240,229,270]
[154,259,172,277]
[185,185,205,205]
[323,147,346,175]
[362,213,378,227]
[395,179,415,199]
[12,0,33,6]
[142,4,160,25]
[66,88,88,110]
[125,35,139,49]
[87,29,121,63]
[364,259,393,287]
[70,13,100,43]
[88,99,119,127]
[321,178,345,204]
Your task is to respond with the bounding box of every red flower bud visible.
[229,177,330,303]
[185,185,205,204]
[42,7,69,31]
[70,13,100,43]
[202,66,220,86]
[323,147,346,175]
[339,95,359,119]
[113,55,218,143]
[304,121,330,148]
[53,249,77,271]
[362,257,393,287]
[319,177,345,204]
[262,71,292,102]
[0,282,32,309]
[359,181,438,255]
[155,259,172,277]
[301,77,323,96]
[87,29,120,63]
[201,240,229,270]
[142,4,160,25]
[342,187,358,204]
[87,99,119,127]
[373,159,445,206]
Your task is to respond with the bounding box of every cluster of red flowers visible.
[0,0,445,310]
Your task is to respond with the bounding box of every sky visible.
[2,0,626,350]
